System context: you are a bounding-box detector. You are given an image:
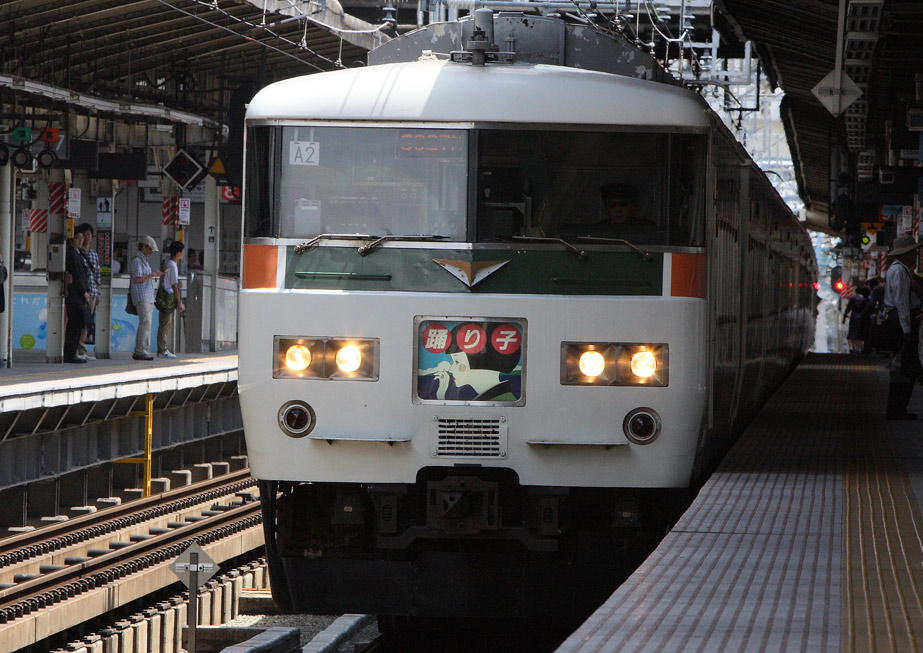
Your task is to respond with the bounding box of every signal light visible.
[36,149,57,169]
[11,147,32,169]
[834,280,845,292]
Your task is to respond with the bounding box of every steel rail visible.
[0,468,255,562]
[0,499,261,623]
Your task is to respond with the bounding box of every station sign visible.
[40,127,60,144]
[220,186,241,203]
[67,188,81,220]
[178,198,191,225]
[12,127,31,143]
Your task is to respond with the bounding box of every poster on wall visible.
[12,292,159,353]
[96,197,113,229]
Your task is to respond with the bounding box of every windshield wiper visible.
[294,233,375,255]
[577,236,652,260]
[357,234,450,256]
[512,235,588,260]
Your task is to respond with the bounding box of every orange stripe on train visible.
[242,244,278,289]
[671,252,706,298]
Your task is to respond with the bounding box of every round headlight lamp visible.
[284,344,311,371]
[336,345,362,373]
[278,401,316,437]
[578,350,606,377]
[630,350,657,378]
[623,408,662,444]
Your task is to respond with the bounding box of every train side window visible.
[244,125,279,238]
[667,134,706,247]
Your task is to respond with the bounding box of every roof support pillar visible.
[833,0,847,117]
[0,162,12,365]
[45,169,66,363]
[204,175,219,352]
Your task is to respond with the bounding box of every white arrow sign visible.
[171,542,218,588]
[812,70,863,117]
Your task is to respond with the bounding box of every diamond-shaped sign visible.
[812,70,862,117]
[171,542,218,588]
[163,149,206,190]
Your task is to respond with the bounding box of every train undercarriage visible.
[259,473,689,619]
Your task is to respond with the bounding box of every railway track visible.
[0,469,261,632]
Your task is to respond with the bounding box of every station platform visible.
[558,353,923,653]
[0,350,237,412]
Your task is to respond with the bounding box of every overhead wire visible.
[152,0,335,71]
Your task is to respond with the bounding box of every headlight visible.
[278,401,316,437]
[578,350,606,377]
[335,345,362,373]
[623,408,662,444]
[629,350,657,378]
[274,336,379,380]
[285,344,312,371]
[561,342,667,386]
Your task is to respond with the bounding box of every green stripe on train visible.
[285,247,663,295]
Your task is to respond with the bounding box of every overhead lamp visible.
[36,149,57,169]
[0,143,8,166]
[11,147,32,169]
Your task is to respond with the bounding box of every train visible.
[237,10,817,619]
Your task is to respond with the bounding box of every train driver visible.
[597,183,652,228]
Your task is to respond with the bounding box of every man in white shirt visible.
[883,235,923,419]
[130,236,163,361]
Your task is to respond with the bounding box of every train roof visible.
[246,59,711,129]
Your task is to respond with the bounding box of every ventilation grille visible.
[432,418,507,458]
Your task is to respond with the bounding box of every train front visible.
[238,58,711,617]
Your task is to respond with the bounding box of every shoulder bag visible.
[155,275,177,313]
[126,291,138,315]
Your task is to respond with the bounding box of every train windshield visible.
[476,129,705,247]
[246,125,468,240]
[246,125,705,247]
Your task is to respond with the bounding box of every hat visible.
[886,235,921,258]
[140,235,159,252]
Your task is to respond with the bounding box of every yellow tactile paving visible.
[844,383,923,653]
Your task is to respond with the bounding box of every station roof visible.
[716,0,923,234]
[0,0,390,127]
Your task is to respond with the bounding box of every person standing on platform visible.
[64,232,91,364]
[862,277,883,353]
[130,236,162,362]
[157,241,185,359]
[843,286,870,353]
[76,223,100,361]
[883,235,923,419]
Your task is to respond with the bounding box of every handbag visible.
[155,284,177,312]
[126,292,138,315]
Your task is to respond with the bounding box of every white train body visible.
[238,14,815,618]
[242,290,706,487]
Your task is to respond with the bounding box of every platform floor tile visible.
[558,354,923,653]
